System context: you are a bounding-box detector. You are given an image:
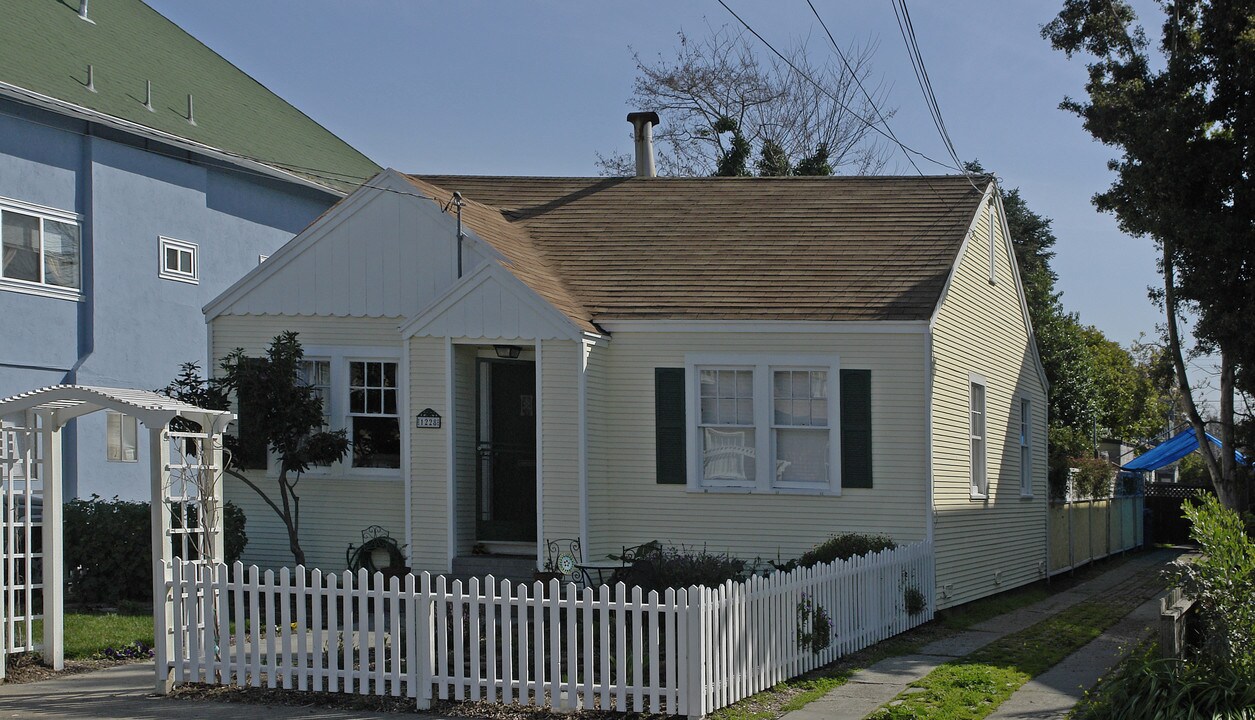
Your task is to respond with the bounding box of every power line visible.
[804,0,930,181]
[715,0,961,173]
[890,0,967,174]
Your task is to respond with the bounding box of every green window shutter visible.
[655,368,687,485]
[840,369,873,488]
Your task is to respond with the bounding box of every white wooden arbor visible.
[0,385,231,688]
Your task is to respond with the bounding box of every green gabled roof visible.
[0,0,379,192]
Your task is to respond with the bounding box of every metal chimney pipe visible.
[78,0,90,21]
[627,111,660,178]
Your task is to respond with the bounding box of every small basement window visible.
[159,236,198,284]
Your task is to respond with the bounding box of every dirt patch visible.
[2,653,148,685]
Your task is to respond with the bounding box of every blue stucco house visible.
[0,0,380,499]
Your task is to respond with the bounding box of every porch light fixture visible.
[493,345,522,359]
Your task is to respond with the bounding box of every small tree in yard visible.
[162,331,348,566]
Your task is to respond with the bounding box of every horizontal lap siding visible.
[931,201,1048,609]
[585,341,611,554]
[587,332,928,561]
[211,315,406,571]
[228,474,403,571]
[409,336,450,572]
[541,340,581,542]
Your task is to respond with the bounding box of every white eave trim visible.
[597,320,929,333]
[0,81,350,197]
[400,260,584,341]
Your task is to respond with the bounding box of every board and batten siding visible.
[585,331,929,561]
[211,314,406,572]
[409,335,451,573]
[930,197,1049,609]
[541,339,582,543]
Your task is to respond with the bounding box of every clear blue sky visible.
[149,0,1168,350]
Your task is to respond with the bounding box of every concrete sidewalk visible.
[0,662,451,719]
[781,548,1183,720]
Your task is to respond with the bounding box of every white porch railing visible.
[165,540,934,718]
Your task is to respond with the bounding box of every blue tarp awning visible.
[1122,428,1248,472]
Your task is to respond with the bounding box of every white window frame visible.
[347,358,401,471]
[1019,396,1033,497]
[263,345,403,480]
[106,411,138,463]
[0,196,83,300]
[686,353,841,495]
[158,236,198,284]
[970,374,988,499]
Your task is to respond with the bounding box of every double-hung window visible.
[698,368,756,485]
[1,197,81,296]
[689,355,842,493]
[348,360,400,469]
[970,377,987,497]
[772,369,829,487]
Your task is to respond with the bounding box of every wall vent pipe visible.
[626,111,660,178]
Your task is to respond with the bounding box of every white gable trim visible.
[926,180,1049,394]
[401,261,583,341]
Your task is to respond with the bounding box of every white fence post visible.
[150,425,173,694]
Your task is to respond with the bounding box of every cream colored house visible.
[204,163,1048,609]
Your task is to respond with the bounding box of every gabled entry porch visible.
[402,260,596,579]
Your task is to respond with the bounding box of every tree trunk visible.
[1162,238,1229,498]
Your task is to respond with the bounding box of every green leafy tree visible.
[161,332,349,565]
[1045,0,1254,510]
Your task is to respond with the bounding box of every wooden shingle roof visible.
[413,174,989,328]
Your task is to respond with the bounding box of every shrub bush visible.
[64,495,248,605]
[1069,455,1115,499]
[781,532,898,571]
[615,542,746,592]
[1169,494,1255,676]
[1075,644,1255,719]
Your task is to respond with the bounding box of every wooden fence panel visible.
[165,540,935,717]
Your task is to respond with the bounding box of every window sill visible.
[158,272,199,285]
[1020,493,1036,500]
[969,492,988,501]
[0,277,83,301]
[689,485,840,497]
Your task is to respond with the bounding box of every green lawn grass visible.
[34,612,155,660]
[868,599,1135,720]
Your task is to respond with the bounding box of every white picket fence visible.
[165,540,933,718]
